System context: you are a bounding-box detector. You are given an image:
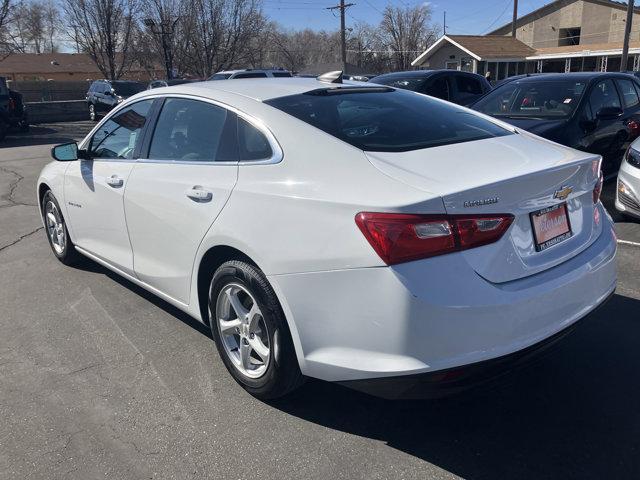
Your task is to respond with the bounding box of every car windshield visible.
[112,82,146,96]
[265,88,511,152]
[473,79,587,119]
[209,73,233,80]
[370,76,427,91]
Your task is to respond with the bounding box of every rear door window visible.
[615,78,639,108]
[147,98,237,162]
[424,77,450,100]
[454,75,484,103]
[265,88,511,152]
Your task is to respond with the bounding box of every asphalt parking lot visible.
[1,122,640,480]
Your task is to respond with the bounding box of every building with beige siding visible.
[413,0,640,80]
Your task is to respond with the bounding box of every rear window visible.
[234,72,268,79]
[209,73,232,80]
[265,88,511,152]
[272,72,292,78]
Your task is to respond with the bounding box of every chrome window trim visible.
[84,92,283,166]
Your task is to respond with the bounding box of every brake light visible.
[355,212,514,265]
[593,171,603,204]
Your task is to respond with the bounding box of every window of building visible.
[559,27,581,46]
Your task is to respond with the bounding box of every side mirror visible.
[596,106,623,120]
[51,142,78,161]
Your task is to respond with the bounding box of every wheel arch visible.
[194,244,306,371]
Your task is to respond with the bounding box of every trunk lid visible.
[365,132,603,283]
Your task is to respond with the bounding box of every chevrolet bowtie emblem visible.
[553,186,573,200]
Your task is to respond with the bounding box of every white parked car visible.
[616,139,640,219]
[38,78,617,399]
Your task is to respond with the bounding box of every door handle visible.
[186,185,213,202]
[106,175,123,188]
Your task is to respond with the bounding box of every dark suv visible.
[86,80,146,121]
[0,76,29,141]
[369,70,492,106]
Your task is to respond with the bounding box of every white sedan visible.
[38,77,617,399]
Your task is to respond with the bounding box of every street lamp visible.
[144,17,179,80]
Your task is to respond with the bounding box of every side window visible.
[234,72,268,79]
[89,99,153,159]
[425,77,449,100]
[615,78,639,108]
[589,79,621,116]
[238,117,273,161]
[455,75,483,95]
[147,98,236,162]
[272,72,292,78]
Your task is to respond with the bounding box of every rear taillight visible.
[355,212,514,265]
[593,171,603,204]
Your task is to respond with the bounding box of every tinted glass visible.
[425,77,449,100]
[370,76,427,91]
[272,72,293,78]
[234,72,268,79]
[148,98,236,162]
[589,79,621,115]
[89,100,153,159]
[112,82,146,96]
[265,88,511,152]
[473,79,587,118]
[209,73,232,80]
[616,78,639,108]
[456,75,483,95]
[238,117,273,160]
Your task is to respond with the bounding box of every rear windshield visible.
[473,79,587,119]
[265,88,511,152]
[112,82,146,96]
[209,73,233,80]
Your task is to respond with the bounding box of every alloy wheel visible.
[45,200,66,255]
[216,283,271,379]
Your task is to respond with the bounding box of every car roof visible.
[371,70,483,80]
[139,77,372,102]
[502,72,635,83]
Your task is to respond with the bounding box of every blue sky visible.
[262,0,554,34]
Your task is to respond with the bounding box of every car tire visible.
[41,190,83,266]
[209,260,304,400]
[88,103,97,121]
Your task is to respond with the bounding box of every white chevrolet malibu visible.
[38,77,616,399]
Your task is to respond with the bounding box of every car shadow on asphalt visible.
[71,259,212,339]
[1,124,93,148]
[269,293,640,479]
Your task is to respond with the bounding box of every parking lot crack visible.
[0,226,43,253]
[0,166,37,208]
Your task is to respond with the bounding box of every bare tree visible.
[42,0,59,52]
[63,0,137,80]
[177,0,265,77]
[379,4,438,71]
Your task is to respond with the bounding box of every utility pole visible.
[443,11,446,35]
[511,0,518,37]
[621,0,635,71]
[144,17,179,80]
[327,0,355,73]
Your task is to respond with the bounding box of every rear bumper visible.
[339,290,614,399]
[270,210,617,383]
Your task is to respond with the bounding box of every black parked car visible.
[0,77,29,141]
[472,72,640,177]
[86,80,146,121]
[369,70,492,106]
